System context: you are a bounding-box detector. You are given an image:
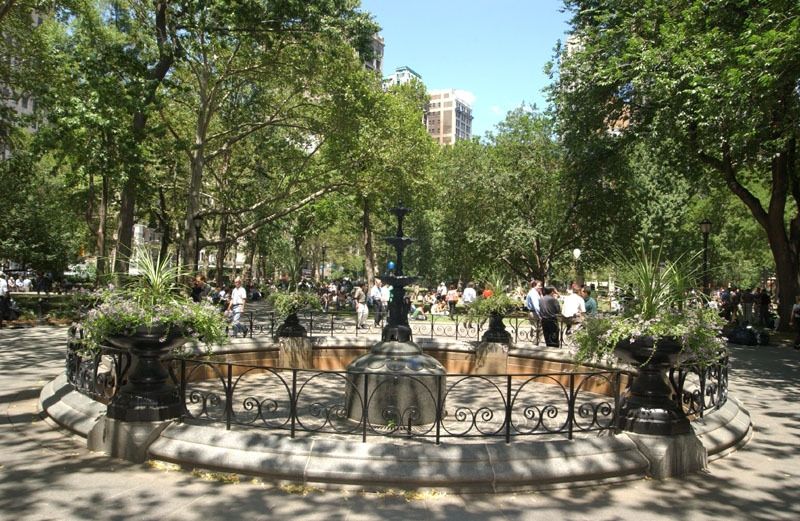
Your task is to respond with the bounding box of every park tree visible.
[0,0,45,151]
[327,78,436,286]
[0,141,85,273]
[153,0,379,273]
[554,0,800,329]
[435,107,623,285]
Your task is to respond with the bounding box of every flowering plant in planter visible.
[81,249,227,354]
[267,290,322,318]
[574,244,726,368]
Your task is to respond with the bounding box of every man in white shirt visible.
[227,277,247,337]
[380,282,391,323]
[0,274,8,325]
[561,289,586,334]
[370,279,383,326]
[462,282,477,307]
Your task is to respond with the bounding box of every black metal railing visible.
[239,309,544,343]
[670,352,729,418]
[64,337,730,442]
[66,327,130,403]
[175,358,622,443]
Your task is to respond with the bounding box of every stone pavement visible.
[1,326,798,521]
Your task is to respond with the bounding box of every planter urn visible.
[614,336,690,435]
[105,325,187,422]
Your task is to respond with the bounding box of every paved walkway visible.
[1,326,798,520]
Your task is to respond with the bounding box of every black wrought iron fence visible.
[64,336,730,442]
[670,353,729,418]
[240,309,543,343]
[175,358,622,443]
[65,327,130,403]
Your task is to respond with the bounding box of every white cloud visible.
[454,89,476,106]
[490,105,503,115]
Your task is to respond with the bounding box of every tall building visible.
[363,34,384,75]
[426,89,473,145]
[382,66,422,89]
[1,11,44,157]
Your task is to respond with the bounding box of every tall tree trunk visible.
[181,146,204,273]
[96,174,109,277]
[718,143,799,331]
[216,213,228,287]
[362,196,376,286]
[293,234,304,289]
[157,187,171,261]
[114,1,174,275]
[114,174,137,275]
[770,235,799,331]
[247,240,257,282]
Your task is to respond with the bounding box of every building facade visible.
[425,89,473,145]
[363,34,384,75]
[382,66,422,89]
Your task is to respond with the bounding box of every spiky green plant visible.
[575,244,725,368]
[618,244,701,319]
[81,248,227,353]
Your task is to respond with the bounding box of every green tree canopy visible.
[553,0,800,328]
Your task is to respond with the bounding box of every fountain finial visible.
[382,203,417,341]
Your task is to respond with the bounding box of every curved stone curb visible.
[39,374,105,438]
[692,397,753,460]
[147,422,649,492]
[39,370,752,491]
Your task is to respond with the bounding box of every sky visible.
[359,0,572,137]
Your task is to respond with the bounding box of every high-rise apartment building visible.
[426,89,473,145]
[1,11,44,157]
[382,66,422,89]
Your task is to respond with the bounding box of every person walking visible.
[462,282,477,327]
[0,273,8,327]
[370,279,383,327]
[446,284,459,319]
[353,282,368,329]
[227,277,247,337]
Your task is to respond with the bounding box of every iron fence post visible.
[435,374,443,445]
[505,375,512,443]
[614,371,622,433]
[362,374,369,443]
[270,311,275,338]
[567,373,575,440]
[699,367,707,418]
[513,316,519,344]
[290,370,298,439]
[180,358,187,417]
[225,363,233,431]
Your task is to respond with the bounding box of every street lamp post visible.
[699,219,712,295]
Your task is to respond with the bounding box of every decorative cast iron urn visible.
[614,336,690,435]
[275,312,307,339]
[481,311,512,344]
[106,325,187,422]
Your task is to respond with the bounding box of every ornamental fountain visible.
[345,204,446,425]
